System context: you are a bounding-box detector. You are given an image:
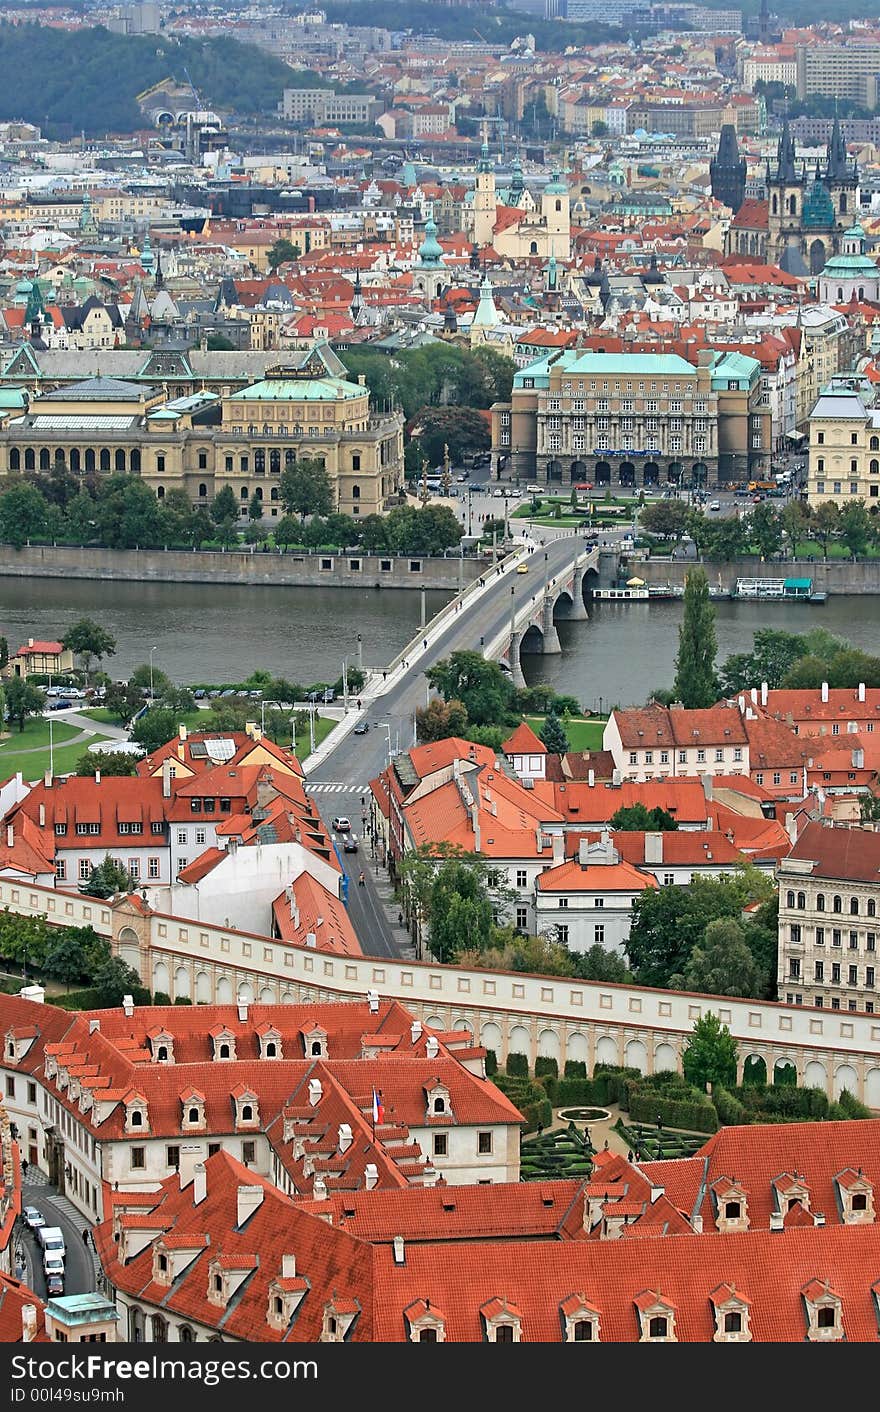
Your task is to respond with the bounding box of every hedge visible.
[564,1060,587,1079]
[712,1087,749,1127]
[535,1056,559,1080]
[519,1096,553,1133]
[591,1065,641,1104]
[836,1088,873,1119]
[553,1078,604,1106]
[506,1052,529,1078]
[484,1048,498,1076]
[628,1091,719,1134]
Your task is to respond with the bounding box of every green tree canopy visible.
[0,481,49,547]
[680,917,765,998]
[639,499,689,544]
[410,406,491,468]
[720,628,811,695]
[539,709,569,754]
[609,803,678,831]
[415,697,469,743]
[267,237,300,271]
[80,855,137,900]
[5,677,44,732]
[92,954,145,1007]
[62,618,116,682]
[747,502,783,560]
[625,869,775,990]
[427,650,513,727]
[131,707,179,754]
[280,458,334,522]
[682,1011,738,1091]
[673,568,718,708]
[75,749,139,776]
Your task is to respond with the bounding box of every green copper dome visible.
[418,217,443,267]
[544,169,567,196]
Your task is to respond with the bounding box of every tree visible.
[839,499,873,559]
[625,869,774,988]
[812,501,840,559]
[426,858,495,963]
[639,499,689,545]
[592,119,609,136]
[93,475,164,549]
[211,485,239,531]
[415,697,469,742]
[681,1011,738,1091]
[273,514,303,547]
[427,650,513,726]
[62,618,116,682]
[131,707,179,753]
[610,803,678,831]
[719,628,810,694]
[104,680,143,725]
[74,749,138,776]
[747,502,783,560]
[92,954,144,1008]
[408,406,491,468]
[0,482,49,547]
[80,855,136,900]
[571,943,630,982]
[45,933,88,991]
[539,709,569,754]
[472,346,516,403]
[160,685,196,715]
[267,237,300,271]
[248,491,264,522]
[5,677,44,732]
[0,637,7,670]
[682,917,763,997]
[673,569,718,708]
[129,663,171,697]
[280,458,334,522]
[781,499,811,559]
[704,516,747,561]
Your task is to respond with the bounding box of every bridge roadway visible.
[304,536,596,958]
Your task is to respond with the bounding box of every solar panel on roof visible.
[188,742,208,758]
[204,738,236,762]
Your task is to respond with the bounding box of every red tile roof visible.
[781,820,880,883]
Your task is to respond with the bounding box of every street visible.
[16,1179,96,1301]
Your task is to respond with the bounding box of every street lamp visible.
[375,721,392,767]
[149,646,157,702]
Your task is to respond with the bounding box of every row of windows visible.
[788,925,876,949]
[8,447,141,473]
[786,891,877,916]
[629,747,743,766]
[55,856,161,882]
[54,821,164,838]
[789,957,875,986]
[788,992,875,1013]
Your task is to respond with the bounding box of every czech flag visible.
[372,1089,385,1125]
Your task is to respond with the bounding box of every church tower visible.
[473,135,497,249]
[412,215,447,303]
[710,124,746,214]
[541,169,570,260]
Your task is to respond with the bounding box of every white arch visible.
[596,1034,618,1066]
[509,1024,530,1057]
[537,1028,561,1062]
[195,971,211,1004]
[625,1038,647,1073]
[865,1067,880,1109]
[259,986,275,1003]
[237,981,255,1004]
[152,961,169,995]
[481,1022,503,1055]
[654,1042,677,1073]
[566,1032,588,1063]
[216,975,232,1003]
[834,1063,859,1099]
[174,966,191,1000]
[804,1059,826,1091]
[452,1017,474,1037]
[425,1015,444,1030]
[281,992,295,1004]
[117,926,140,969]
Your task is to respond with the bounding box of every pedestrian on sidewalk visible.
[82,1228,90,1248]
[398,911,403,927]
[358,872,365,887]
[21,1158,27,1178]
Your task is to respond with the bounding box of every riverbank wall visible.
[0,545,484,591]
[600,551,880,595]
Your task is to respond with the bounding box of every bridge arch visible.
[552,588,576,620]
[520,623,544,654]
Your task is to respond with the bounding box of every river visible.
[2,578,878,705]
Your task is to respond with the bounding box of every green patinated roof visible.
[0,388,27,409]
[821,252,878,274]
[802,179,835,230]
[710,351,761,389]
[229,377,365,402]
[514,350,699,389]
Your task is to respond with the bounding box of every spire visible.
[776,119,798,184]
[24,278,44,331]
[417,216,443,269]
[827,114,850,183]
[710,123,746,214]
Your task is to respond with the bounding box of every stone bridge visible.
[486,547,599,687]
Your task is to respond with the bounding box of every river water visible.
[1,577,878,705]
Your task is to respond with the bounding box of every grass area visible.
[0,737,107,782]
[78,706,123,725]
[293,714,336,760]
[520,1126,593,1181]
[613,1118,707,1161]
[0,718,82,757]
[526,715,607,752]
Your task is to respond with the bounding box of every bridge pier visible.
[508,630,527,688]
[567,567,589,621]
[541,596,562,654]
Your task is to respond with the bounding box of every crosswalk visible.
[305,781,366,795]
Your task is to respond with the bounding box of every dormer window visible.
[433,1097,446,1114]
[211,1029,237,1061]
[561,1296,600,1343]
[404,1300,446,1343]
[130,1110,143,1126]
[836,1169,875,1224]
[233,1089,259,1128]
[635,1291,677,1342]
[481,1298,522,1342]
[266,1043,277,1057]
[157,1046,168,1062]
[181,1093,206,1130]
[148,1030,175,1064]
[711,1285,752,1342]
[220,1044,230,1059]
[802,1280,843,1341]
[258,1027,282,1060]
[300,1026,327,1059]
[321,1301,358,1342]
[725,1201,740,1219]
[711,1180,749,1232]
[124,1096,149,1134]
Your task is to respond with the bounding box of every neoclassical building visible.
[0,343,404,519]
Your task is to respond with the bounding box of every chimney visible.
[392,1234,405,1264]
[821,681,829,703]
[179,723,188,742]
[27,638,34,648]
[552,832,564,863]
[760,681,768,707]
[122,994,134,1017]
[94,770,101,785]
[588,769,595,787]
[814,1211,825,1227]
[858,682,866,703]
[313,1174,327,1201]
[308,1077,322,1106]
[305,931,317,949]
[162,757,173,798]
[769,1210,784,1231]
[338,1122,353,1152]
[38,803,45,828]
[650,1184,665,1203]
[410,1019,423,1045]
[611,768,622,786]
[426,1035,440,1060]
[21,1306,37,1342]
[237,1000,248,1021]
[5,824,12,849]
[43,770,52,788]
[364,1163,378,1190]
[470,803,480,852]
[644,831,663,865]
[737,694,745,713]
[89,1018,101,1034]
[578,837,590,866]
[692,1213,703,1233]
[193,1162,207,1205]
[236,1183,264,1225]
[367,989,379,1013]
[281,1254,296,1279]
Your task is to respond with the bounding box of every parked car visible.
[332,817,351,833]
[43,1252,65,1281]
[48,699,73,711]
[46,1272,64,1297]
[23,1207,44,1231]
[353,719,370,735]
[193,689,206,699]
[322,688,335,703]
[343,835,359,853]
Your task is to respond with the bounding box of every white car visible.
[23,1206,44,1231]
[708,501,721,512]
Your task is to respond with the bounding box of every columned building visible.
[491,350,720,488]
[0,343,404,520]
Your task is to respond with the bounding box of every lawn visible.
[79,706,123,725]
[293,714,336,760]
[526,715,607,751]
[0,717,80,754]
[0,737,109,782]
